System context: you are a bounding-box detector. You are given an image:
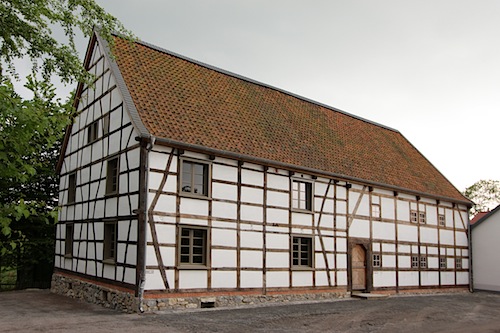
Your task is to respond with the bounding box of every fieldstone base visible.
[51,274,138,313]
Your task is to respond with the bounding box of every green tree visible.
[463,179,500,217]
[0,0,130,284]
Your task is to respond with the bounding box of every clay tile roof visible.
[470,211,490,225]
[109,34,469,204]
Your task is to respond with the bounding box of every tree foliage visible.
[0,0,129,270]
[463,179,500,217]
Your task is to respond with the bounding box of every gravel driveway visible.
[1,289,500,332]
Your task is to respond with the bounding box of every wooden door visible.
[351,244,367,291]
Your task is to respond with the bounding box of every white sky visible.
[86,0,499,191]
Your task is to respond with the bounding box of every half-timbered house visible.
[52,31,472,312]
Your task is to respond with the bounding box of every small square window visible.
[410,211,418,223]
[420,256,427,269]
[411,256,419,268]
[292,180,313,211]
[419,212,426,224]
[67,173,76,204]
[440,257,447,269]
[103,222,117,263]
[371,204,380,219]
[438,214,445,226]
[102,113,110,136]
[87,120,99,143]
[292,236,313,267]
[181,160,210,197]
[456,258,462,269]
[179,227,207,265]
[373,254,381,268]
[106,157,119,195]
[65,224,74,257]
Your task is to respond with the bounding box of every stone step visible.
[351,292,390,300]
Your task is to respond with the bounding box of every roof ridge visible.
[120,33,399,133]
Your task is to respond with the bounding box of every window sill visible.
[64,254,73,259]
[291,208,314,214]
[102,258,116,265]
[291,266,314,271]
[178,264,208,270]
[179,192,212,201]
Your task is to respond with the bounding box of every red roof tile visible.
[109,35,469,204]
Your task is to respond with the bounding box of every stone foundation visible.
[51,274,138,313]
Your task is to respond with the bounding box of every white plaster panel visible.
[457,272,469,285]
[241,250,263,268]
[240,223,262,232]
[440,229,454,245]
[77,260,86,274]
[317,236,334,252]
[421,272,439,286]
[179,270,208,289]
[349,192,369,216]
[105,197,118,217]
[382,243,395,252]
[212,201,237,220]
[315,254,326,269]
[180,197,209,216]
[397,200,410,222]
[212,229,237,247]
[148,171,164,191]
[382,255,396,268]
[315,271,330,286]
[266,252,289,268]
[149,151,173,171]
[123,268,136,285]
[267,190,289,208]
[241,187,263,205]
[336,200,347,215]
[292,271,313,287]
[441,271,455,285]
[212,183,237,201]
[212,164,238,183]
[291,212,312,227]
[267,271,289,288]
[373,271,396,287]
[336,238,347,252]
[349,219,369,238]
[241,169,263,186]
[428,257,438,269]
[336,216,347,230]
[373,221,395,241]
[267,208,288,223]
[421,227,438,244]
[337,271,347,286]
[240,231,263,248]
[398,224,418,242]
[144,270,166,290]
[336,254,347,269]
[446,248,455,256]
[115,267,124,282]
[398,255,411,268]
[462,249,469,257]
[212,249,236,268]
[316,198,334,214]
[126,244,137,265]
[427,247,438,255]
[240,271,263,288]
[316,214,334,229]
[103,264,115,280]
[426,207,437,225]
[456,231,468,246]
[445,209,454,228]
[155,224,176,244]
[212,271,237,289]
[267,173,289,191]
[373,242,381,252]
[241,204,263,222]
[108,132,121,155]
[398,271,419,286]
[381,197,395,220]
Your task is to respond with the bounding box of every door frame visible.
[348,239,373,292]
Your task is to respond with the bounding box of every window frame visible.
[103,221,117,264]
[291,178,314,212]
[105,157,120,195]
[371,203,381,219]
[64,223,74,258]
[410,210,418,223]
[178,226,208,267]
[419,211,426,224]
[411,255,419,269]
[440,257,447,269]
[179,158,211,198]
[67,172,77,204]
[292,235,314,269]
[372,254,381,268]
[438,214,446,226]
[455,258,462,269]
[420,256,427,269]
[87,120,99,144]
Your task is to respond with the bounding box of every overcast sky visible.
[87,0,499,191]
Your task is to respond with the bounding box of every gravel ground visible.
[1,289,500,332]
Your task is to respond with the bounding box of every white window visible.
[292,180,313,211]
[371,204,380,219]
[181,159,210,197]
[438,214,445,226]
[373,254,381,267]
